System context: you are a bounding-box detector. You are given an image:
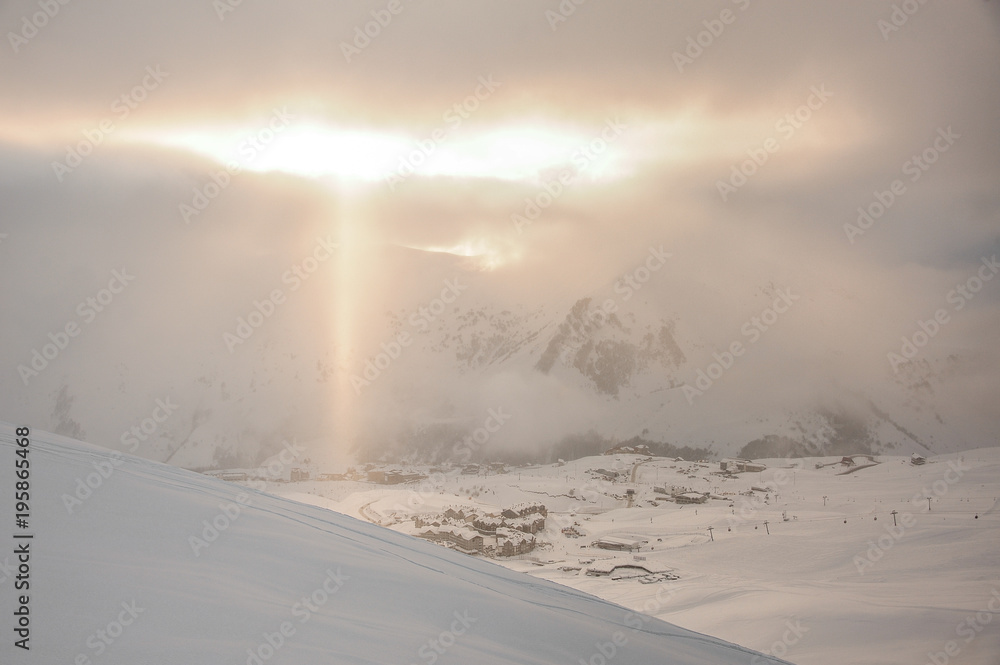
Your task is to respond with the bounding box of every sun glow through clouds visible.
[120,120,638,185]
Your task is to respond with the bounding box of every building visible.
[495,527,535,557]
[674,492,708,504]
[468,514,505,535]
[720,459,767,474]
[290,468,310,482]
[416,525,484,554]
[502,502,547,519]
[594,536,645,552]
[414,514,444,529]
[505,515,546,534]
[383,471,425,484]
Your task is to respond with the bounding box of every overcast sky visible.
[1,0,998,463]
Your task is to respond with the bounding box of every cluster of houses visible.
[413,503,547,557]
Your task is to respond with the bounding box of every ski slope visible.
[0,422,779,665]
[284,452,1000,665]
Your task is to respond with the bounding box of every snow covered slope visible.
[0,422,781,664]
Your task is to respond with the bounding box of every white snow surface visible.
[0,422,779,664]
[281,453,1000,665]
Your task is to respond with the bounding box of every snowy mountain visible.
[5,228,996,471]
[335,245,996,466]
[0,421,782,664]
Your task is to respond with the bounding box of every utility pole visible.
[763,521,770,535]
[891,510,898,527]
[707,526,714,542]
[823,495,828,507]
[927,497,931,512]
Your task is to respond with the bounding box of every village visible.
[200,446,977,584]
[195,441,999,665]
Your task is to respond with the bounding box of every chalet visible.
[496,528,535,557]
[674,492,708,504]
[414,514,444,529]
[468,514,505,535]
[506,515,546,534]
[416,525,484,554]
[502,502,547,519]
